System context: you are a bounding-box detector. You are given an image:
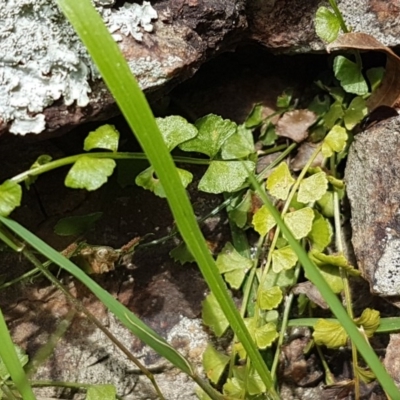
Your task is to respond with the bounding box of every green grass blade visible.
[247,174,400,398]
[0,308,35,400]
[55,0,278,396]
[0,217,193,376]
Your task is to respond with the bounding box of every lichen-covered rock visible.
[345,116,400,299]
[1,0,400,137]
[0,0,246,136]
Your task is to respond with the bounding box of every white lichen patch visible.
[373,238,400,296]
[107,2,158,42]
[0,0,158,135]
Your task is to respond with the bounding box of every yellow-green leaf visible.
[0,180,22,217]
[84,124,120,152]
[156,116,198,151]
[263,269,296,289]
[283,207,314,240]
[355,365,376,383]
[245,104,263,128]
[198,160,255,194]
[272,246,298,273]
[65,157,116,191]
[169,242,195,265]
[247,367,267,395]
[318,264,343,293]
[233,341,246,361]
[327,175,345,189]
[258,285,283,310]
[333,55,369,95]
[136,166,193,198]
[216,242,252,289]
[26,154,53,188]
[317,190,335,217]
[202,344,230,384]
[254,323,279,350]
[354,308,380,338]
[266,162,295,200]
[366,67,385,93]
[86,384,116,400]
[343,96,368,130]
[179,114,236,158]
[0,344,28,381]
[307,211,333,252]
[324,101,344,129]
[202,293,229,337]
[54,212,103,236]
[297,172,328,203]
[322,125,348,158]
[228,189,251,228]
[315,6,341,43]
[310,250,351,269]
[252,204,277,236]
[313,319,347,348]
[223,377,245,398]
[221,124,254,159]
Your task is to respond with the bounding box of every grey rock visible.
[0,0,246,137]
[384,333,400,387]
[345,116,400,298]
[1,0,400,137]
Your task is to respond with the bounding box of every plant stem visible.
[246,173,400,398]
[270,261,302,379]
[316,345,335,385]
[10,152,210,184]
[333,188,360,399]
[261,144,322,283]
[257,143,297,181]
[328,0,348,33]
[328,0,363,68]
[1,384,18,400]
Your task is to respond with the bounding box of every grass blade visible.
[247,174,400,398]
[55,0,278,396]
[0,308,35,400]
[0,217,193,376]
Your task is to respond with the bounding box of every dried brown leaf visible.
[323,380,354,399]
[256,152,282,174]
[276,110,317,143]
[291,142,325,171]
[327,32,400,110]
[280,335,322,387]
[292,281,329,309]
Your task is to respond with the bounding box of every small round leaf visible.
[266,162,295,200]
[65,156,116,191]
[297,172,328,203]
[0,180,22,217]
[84,124,120,152]
[283,207,314,240]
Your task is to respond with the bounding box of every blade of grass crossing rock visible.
[246,174,400,399]
[0,308,35,400]
[45,1,278,396]
[0,217,193,376]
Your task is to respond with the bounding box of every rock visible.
[0,0,246,137]
[1,0,400,137]
[384,334,400,387]
[345,116,400,300]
